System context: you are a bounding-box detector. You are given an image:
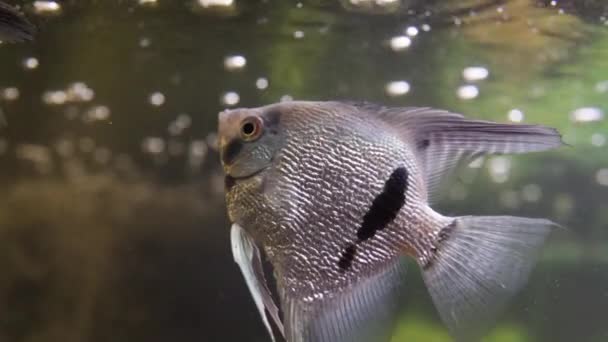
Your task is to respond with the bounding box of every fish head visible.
[218,105,284,179]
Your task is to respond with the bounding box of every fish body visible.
[219,101,561,342]
[227,105,431,294]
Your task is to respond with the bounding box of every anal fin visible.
[281,258,407,342]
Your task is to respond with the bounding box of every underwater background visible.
[0,0,607,341]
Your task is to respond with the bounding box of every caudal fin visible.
[421,216,556,341]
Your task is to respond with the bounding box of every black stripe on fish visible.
[336,167,409,271]
[357,167,408,242]
[222,139,243,165]
[338,243,357,271]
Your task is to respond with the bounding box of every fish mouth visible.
[225,165,270,179]
[224,166,269,192]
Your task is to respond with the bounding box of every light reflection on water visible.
[0,1,607,341]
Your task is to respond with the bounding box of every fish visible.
[218,101,562,342]
[0,1,36,43]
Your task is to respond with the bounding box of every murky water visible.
[0,1,607,341]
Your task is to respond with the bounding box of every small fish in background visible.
[0,1,36,43]
[219,101,562,342]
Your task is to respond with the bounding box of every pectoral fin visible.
[230,223,284,341]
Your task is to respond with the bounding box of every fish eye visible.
[240,116,263,141]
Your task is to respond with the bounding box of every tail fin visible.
[420,216,556,341]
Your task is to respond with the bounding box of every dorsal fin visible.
[353,104,563,202]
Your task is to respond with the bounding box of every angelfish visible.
[219,101,561,342]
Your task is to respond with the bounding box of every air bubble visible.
[570,107,604,123]
[23,57,39,70]
[142,137,165,154]
[457,85,479,100]
[462,66,489,81]
[256,77,269,90]
[389,36,411,51]
[224,55,246,71]
[508,109,524,122]
[1,87,19,101]
[149,92,166,106]
[591,133,606,147]
[139,37,151,48]
[190,140,207,158]
[138,0,158,6]
[33,1,61,14]
[596,81,608,93]
[42,91,68,105]
[197,0,234,8]
[385,81,410,96]
[596,169,608,186]
[488,156,511,183]
[222,91,240,106]
[405,26,418,37]
[84,106,111,122]
[67,82,94,102]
